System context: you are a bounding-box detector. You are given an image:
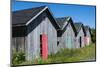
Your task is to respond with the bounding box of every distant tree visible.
[91,28,96,43]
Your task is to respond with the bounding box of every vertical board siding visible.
[66,23,75,49]
[26,15,57,61]
[75,28,85,48]
[58,23,76,50]
[12,37,25,52]
[12,38,16,52]
[47,18,58,54]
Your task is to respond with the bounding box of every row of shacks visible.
[12,6,92,61]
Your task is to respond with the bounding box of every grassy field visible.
[13,43,96,65]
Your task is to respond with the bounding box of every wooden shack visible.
[12,6,60,61]
[74,23,86,48]
[56,17,76,50]
[84,26,92,45]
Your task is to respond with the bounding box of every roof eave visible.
[25,6,48,26]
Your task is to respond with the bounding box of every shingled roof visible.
[74,22,86,36]
[84,26,91,35]
[12,6,47,26]
[74,23,83,33]
[84,26,90,31]
[12,6,60,37]
[56,17,76,37]
[56,17,70,29]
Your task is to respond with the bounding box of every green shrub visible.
[12,51,25,65]
[91,28,96,43]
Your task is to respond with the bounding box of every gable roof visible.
[84,26,91,36]
[74,22,86,36]
[56,17,70,29]
[74,23,83,33]
[56,17,77,37]
[84,26,90,31]
[12,6,46,26]
[12,6,60,37]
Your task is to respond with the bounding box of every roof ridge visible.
[55,16,71,29]
[25,6,48,25]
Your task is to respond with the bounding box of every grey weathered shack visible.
[12,6,60,61]
[84,26,92,45]
[56,17,77,50]
[74,23,86,48]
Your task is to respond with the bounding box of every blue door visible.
[67,36,72,48]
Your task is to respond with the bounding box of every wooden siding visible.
[12,6,92,62]
[26,17,57,61]
[75,28,85,48]
[12,10,58,61]
[85,30,91,45]
[57,22,76,50]
[12,37,26,52]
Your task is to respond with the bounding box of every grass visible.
[45,43,96,63]
[13,43,96,66]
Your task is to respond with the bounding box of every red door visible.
[84,37,87,46]
[40,34,48,60]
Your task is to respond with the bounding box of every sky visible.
[12,1,96,28]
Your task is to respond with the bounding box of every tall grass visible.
[47,44,96,63]
[13,44,96,65]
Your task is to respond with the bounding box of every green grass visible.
[13,43,96,65]
[45,43,96,63]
